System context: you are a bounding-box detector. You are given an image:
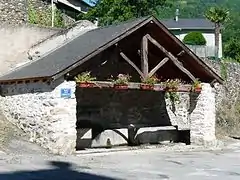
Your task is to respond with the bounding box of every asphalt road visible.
[0,142,240,180]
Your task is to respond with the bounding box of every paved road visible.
[0,142,240,180]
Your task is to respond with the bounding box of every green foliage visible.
[183,32,206,45]
[165,91,180,104]
[110,74,131,85]
[155,0,240,60]
[220,61,228,80]
[164,79,181,104]
[80,0,166,26]
[224,39,240,62]
[28,1,65,27]
[192,79,201,89]
[74,72,96,83]
[141,75,159,85]
[164,79,181,91]
[205,6,229,24]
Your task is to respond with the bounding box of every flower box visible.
[193,87,202,92]
[177,85,192,92]
[114,84,128,89]
[140,84,154,90]
[156,85,166,91]
[78,82,97,88]
[165,87,178,92]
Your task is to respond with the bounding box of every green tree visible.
[205,6,229,60]
[183,32,206,46]
[81,0,167,26]
[224,39,240,62]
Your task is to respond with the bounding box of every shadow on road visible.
[0,161,118,180]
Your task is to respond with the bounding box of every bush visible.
[183,32,207,46]
[224,38,240,62]
[28,1,65,28]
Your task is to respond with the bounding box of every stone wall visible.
[0,81,216,153]
[0,79,77,155]
[190,83,216,145]
[0,0,49,25]
[203,59,240,135]
[204,59,240,108]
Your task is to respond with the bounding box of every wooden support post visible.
[145,34,196,82]
[141,36,149,79]
[148,57,169,77]
[120,52,144,78]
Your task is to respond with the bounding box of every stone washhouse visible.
[0,16,223,155]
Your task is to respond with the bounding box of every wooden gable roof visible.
[0,16,223,84]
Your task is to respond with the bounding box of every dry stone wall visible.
[0,79,77,155]
[0,0,49,25]
[204,59,240,108]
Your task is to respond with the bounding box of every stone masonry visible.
[0,0,49,25]
[0,81,216,154]
[0,79,77,155]
[190,83,216,146]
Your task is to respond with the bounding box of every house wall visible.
[0,24,60,75]
[57,0,90,13]
[172,30,222,58]
[0,20,96,76]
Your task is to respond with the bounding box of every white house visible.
[162,18,222,58]
[55,0,98,14]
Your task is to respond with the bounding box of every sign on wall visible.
[61,88,72,98]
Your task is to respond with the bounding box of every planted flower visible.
[164,79,181,91]
[112,74,131,89]
[192,79,202,92]
[140,75,159,90]
[74,71,97,88]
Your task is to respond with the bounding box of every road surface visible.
[0,141,240,180]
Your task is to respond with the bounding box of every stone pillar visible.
[190,83,216,146]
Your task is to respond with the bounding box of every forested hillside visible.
[157,0,240,60]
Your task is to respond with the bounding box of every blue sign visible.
[61,88,72,98]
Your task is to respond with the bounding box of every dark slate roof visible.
[162,18,215,30]
[0,16,150,81]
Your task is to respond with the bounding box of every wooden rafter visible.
[120,52,144,78]
[177,50,185,57]
[148,57,169,77]
[141,35,149,79]
[145,34,196,81]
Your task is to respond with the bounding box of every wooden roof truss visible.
[120,34,196,81]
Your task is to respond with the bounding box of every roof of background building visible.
[162,18,215,30]
[82,0,98,7]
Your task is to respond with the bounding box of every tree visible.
[183,32,206,46]
[81,0,167,26]
[205,6,229,60]
[224,38,240,62]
